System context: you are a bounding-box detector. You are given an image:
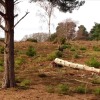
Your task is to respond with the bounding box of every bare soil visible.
[0,41,100,100]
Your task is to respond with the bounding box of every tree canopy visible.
[90,23,100,41]
[31,0,85,12]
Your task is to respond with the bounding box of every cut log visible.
[54,58,100,73]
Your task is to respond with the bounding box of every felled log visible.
[54,58,100,73]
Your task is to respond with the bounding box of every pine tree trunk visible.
[2,0,15,88]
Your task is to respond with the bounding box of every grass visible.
[75,85,88,94]
[93,46,100,51]
[85,57,100,68]
[56,84,69,94]
[20,79,31,89]
[46,85,55,93]
[80,47,87,51]
[47,50,62,61]
[93,88,100,95]
[0,66,4,72]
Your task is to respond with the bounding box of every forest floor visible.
[0,41,100,100]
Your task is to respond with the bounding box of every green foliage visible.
[60,37,66,44]
[56,84,69,94]
[47,50,62,61]
[90,23,100,40]
[20,79,31,88]
[93,46,100,51]
[0,59,4,72]
[70,47,76,51]
[0,66,4,72]
[26,46,36,57]
[26,38,37,42]
[93,88,100,95]
[15,57,25,67]
[0,46,4,54]
[48,33,57,41]
[75,85,87,94]
[80,47,87,51]
[86,57,100,68]
[73,52,80,59]
[0,60,3,66]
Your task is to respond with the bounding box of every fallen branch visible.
[54,58,100,73]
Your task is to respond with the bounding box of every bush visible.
[86,57,100,68]
[73,53,80,59]
[47,50,62,61]
[56,84,69,94]
[48,33,57,41]
[15,57,25,69]
[20,79,31,89]
[75,85,87,94]
[60,37,66,44]
[26,46,36,57]
[93,46,100,51]
[80,47,87,51]
[70,47,76,51]
[93,88,100,95]
[26,38,37,42]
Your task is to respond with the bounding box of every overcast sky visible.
[1,0,100,41]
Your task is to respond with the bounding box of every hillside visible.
[0,41,100,100]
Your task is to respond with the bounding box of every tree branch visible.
[14,14,18,18]
[14,0,22,5]
[0,25,5,31]
[0,11,5,19]
[14,12,29,27]
[0,0,5,8]
[14,0,19,3]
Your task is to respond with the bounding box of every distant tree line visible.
[23,19,100,43]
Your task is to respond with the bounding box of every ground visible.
[0,41,100,100]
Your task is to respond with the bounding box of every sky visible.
[0,0,100,41]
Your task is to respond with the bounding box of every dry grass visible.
[0,41,100,100]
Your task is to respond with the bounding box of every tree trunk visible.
[54,58,100,73]
[2,0,15,88]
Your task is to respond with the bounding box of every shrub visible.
[20,79,31,89]
[75,85,87,94]
[73,53,80,59]
[26,46,36,57]
[93,88,100,95]
[56,84,69,94]
[60,37,66,44]
[70,47,76,51]
[93,46,100,51]
[47,50,62,61]
[80,47,87,51]
[26,38,37,42]
[15,57,25,68]
[86,57,100,68]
